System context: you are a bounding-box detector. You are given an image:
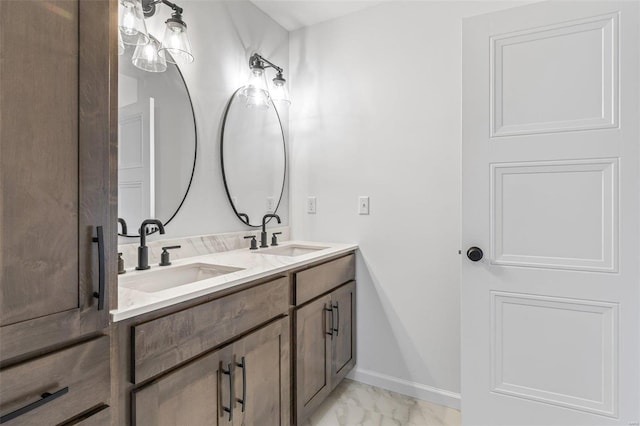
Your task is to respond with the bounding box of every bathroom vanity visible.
[111,242,357,425]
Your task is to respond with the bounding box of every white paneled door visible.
[118,97,155,229]
[461,2,639,425]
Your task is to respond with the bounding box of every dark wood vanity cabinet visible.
[295,295,333,420]
[133,317,290,426]
[113,276,291,426]
[293,255,356,425]
[0,0,117,424]
[233,317,290,426]
[329,281,356,387]
[133,346,227,425]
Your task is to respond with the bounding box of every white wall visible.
[128,0,290,241]
[289,1,528,407]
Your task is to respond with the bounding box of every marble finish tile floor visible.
[303,380,461,426]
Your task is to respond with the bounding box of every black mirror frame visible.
[220,87,287,228]
[118,56,198,238]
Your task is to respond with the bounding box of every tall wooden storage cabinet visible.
[0,0,117,424]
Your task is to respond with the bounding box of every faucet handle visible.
[271,232,282,247]
[159,245,181,266]
[118,252,126,275]
[244,235,258,250]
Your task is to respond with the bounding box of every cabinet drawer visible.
[0,336,110,425]
[132,276,289,383]
[294,254,355,305]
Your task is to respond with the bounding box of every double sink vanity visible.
[116,29,356,425]
[112,240,358,425]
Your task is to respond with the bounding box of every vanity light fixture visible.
[241,57,271,109]
[270,71,291,105]
[118,0,194,71]
[132,37,167,73]
[142,0,194,65]
[240,53,291,108]
[119,0,150,46]
[157,10,194,65]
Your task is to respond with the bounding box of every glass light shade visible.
[118,30,125,56]
[158,20,194,65]
[240,68,271,109]
[132,38,167,73]
[119,0,150,46]
[271,78,291,105]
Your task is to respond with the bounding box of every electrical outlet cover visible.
[307,196,317,214]
[266,196,275,213]
[358,196,370,215]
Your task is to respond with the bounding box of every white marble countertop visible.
[111,240,358,322]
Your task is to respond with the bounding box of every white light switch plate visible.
[266,196,275,213]
[307,196,317,214]
[358,196,370,215]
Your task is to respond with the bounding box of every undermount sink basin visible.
[257,244,328,257]
[120,263,244,293]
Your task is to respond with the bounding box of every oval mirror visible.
[221,89,286,227]
[117,41,197,237]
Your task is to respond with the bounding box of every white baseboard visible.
[347,367,461,410]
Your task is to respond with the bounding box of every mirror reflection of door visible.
[117,39,197,237]
[118,95,155,231]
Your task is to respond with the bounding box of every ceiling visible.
[249,0,384,31]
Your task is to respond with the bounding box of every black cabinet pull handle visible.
[0,387,68,424]
[324,305,334,339]
[235,356,246,413]
[92,226,105,311]
[333,302,339,336]
[221,362,233,421]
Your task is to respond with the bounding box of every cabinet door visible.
[0,0,117,362]
[295,295,332,424]
[232,317,290,426]
[133,347,232,426]
[330,281,356,388]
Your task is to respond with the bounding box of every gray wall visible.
[289,0,529,406]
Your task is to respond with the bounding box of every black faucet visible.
[118,217,128,235]
[136,219,166,270]
[260,214,281,248]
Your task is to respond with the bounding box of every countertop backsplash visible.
[118,226,290,268]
